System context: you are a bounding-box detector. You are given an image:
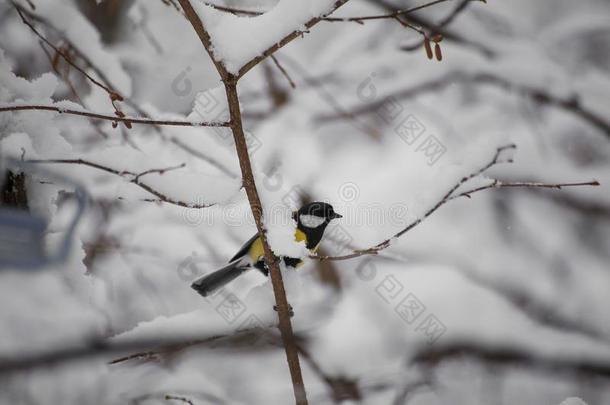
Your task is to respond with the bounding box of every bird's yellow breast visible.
[248,228,317,263]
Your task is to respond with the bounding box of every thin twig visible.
[369,0,494,56]
[0,104,229,127]
[297,342,362,403]
[13,2,180,133]
[449,180,600,200]
[164,395,195,405]
[202,0,459,22]
[316,71,610,139]
[26,159,214,209]
[175,1,359,403]
[11,2,121,101]
[202,2,262,16]
[270,55,296,89]
[413,341,610,378]
[15,0,238,173]
[323,0,452,23]
[169,137,237,178]
[237,0,351,78]
[133,163,186,182]
[313,145,600,261]
[0,332,239,374]
[280,55,379,137]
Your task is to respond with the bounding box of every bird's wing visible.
[228,233,260,263]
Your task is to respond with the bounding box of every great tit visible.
[191,202,342,297]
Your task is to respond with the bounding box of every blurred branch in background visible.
[76,0,135,44]
[413,341,610,379]
[0,328,279,374]
[316,71,610,139]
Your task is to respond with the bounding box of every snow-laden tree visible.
[0,0,609,404]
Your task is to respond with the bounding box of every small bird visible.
[191,202,342,297]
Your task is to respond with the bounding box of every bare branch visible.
[297,342,362,403]
[316,71,610,139]
[13,0,239,175]
[169,137,237,178]
[280,55,380,137]
[449,180,600,201]
[164,395,195,405]
[313,145,600,261]
[322,0,454,23]
[202,2,262,16]
[26,159,215,209]
[173,1,479,402]
[372,0,494,56]
[0,329,269,375]
[12,1,188,133]
[175,2,330,403]
[133,163,186,182]
[270,55,296,89]
[413,341,610,378]
[0,104,229,128]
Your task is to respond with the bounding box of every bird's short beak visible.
[332,212,343,219]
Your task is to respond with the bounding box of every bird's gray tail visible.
[191,261,249,297]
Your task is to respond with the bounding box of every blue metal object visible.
[0,158,87,271]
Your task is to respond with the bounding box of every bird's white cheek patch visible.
[300,214,325,228]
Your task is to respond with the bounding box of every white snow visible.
[191,0,339,74]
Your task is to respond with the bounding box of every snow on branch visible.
[0,104,230,128]
[185,0,351,78]
[26,159,236,209]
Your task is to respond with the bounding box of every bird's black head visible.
[294,202,342,229]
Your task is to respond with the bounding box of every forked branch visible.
[313,144,599,261]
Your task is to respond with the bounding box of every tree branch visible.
[11,2,121,102]
[313,145,600,261]
[413,341,610,378]
[370,0,494,56]
[0,329,268,375]
[0,104,229,127]
[236,0,351,79]
[14,2,239,175]
[317,71,610,138]
[26,159,215,209]
[175,1,353,403]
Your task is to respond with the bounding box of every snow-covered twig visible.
[236,0,351,79]
[175,1,362,403]
[26,159,216,209]
[11,2,122,102]
[0,104,229,128]
[313,145,599,261]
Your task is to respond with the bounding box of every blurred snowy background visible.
[0,0,609,404]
